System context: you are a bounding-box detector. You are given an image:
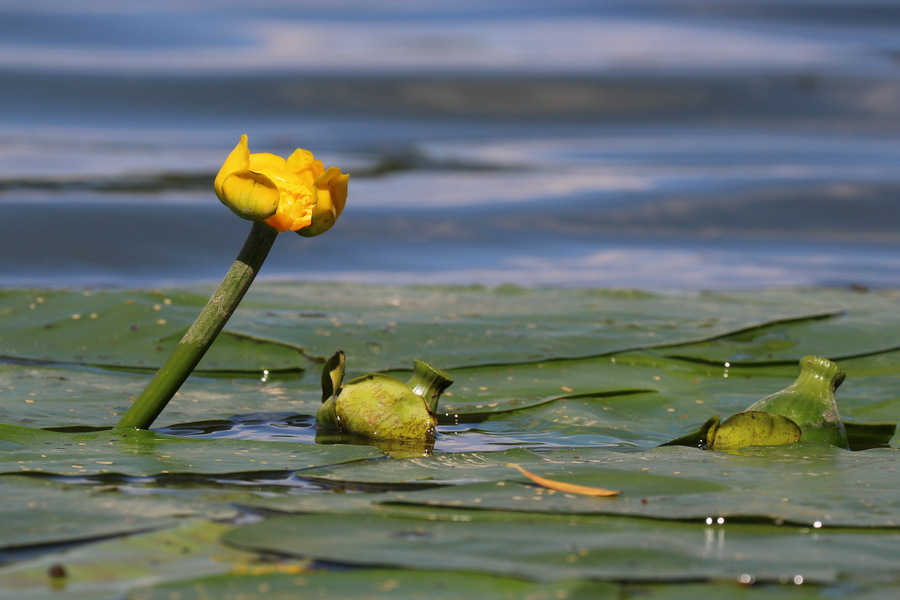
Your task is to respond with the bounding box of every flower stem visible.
[114,221,278,430]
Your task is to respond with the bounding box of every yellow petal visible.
[285,148,324,182]
[248,152,288,172]
[214,135,250,201]
[507,463,620,497]
[219,171,280,221]
[298,167,349,238]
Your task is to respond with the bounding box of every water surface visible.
[2,0,900,290]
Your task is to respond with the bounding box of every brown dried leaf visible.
[506,463,620,497]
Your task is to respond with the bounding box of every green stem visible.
[114,221,278,430]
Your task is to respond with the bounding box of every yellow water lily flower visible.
[214,135,348,236]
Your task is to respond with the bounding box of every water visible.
[2,0,900,290]
[155,412,633,457]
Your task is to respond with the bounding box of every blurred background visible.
[2,0,900,290]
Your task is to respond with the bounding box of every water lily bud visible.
[316,351,453,441]
[214,135,348,235]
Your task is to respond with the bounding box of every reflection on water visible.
[156,412,631,456]
[1,1,900,290]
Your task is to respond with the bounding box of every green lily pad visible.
[0,476,236,554]
[0,423,378,477]
[222,510,900,585]
[29,283,853,373]
[0,520,264,600]
[369,445,900,528]
[235,444,900,529]
[660,289,900,365]
[3,283,900,597]
[131,568,619,600]
[0,289,311,375]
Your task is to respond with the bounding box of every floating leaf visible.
[0,520,265,599]
[0,476,234,554]
[0,423,378,477]
[133,568,619,600]
[0,289,311,375]
[222,510,900,585]
[156,283,868,372]
[4,283,900,598]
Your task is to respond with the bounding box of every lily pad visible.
[0,476,236,555]
[0,423,378,477]
[131,568,619,600]
[222,510,900,585]
[0,289,311,375]
[0,520,272,600]
[238,445,900,529]
[4,283,900,597]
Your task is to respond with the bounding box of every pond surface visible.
[2,0,900,290]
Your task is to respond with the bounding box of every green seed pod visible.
[315,351,453,441]
[745,355,848,448]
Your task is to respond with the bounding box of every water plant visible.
[114,135,348,430]
[665,355,894,451]
[315,350,453,441]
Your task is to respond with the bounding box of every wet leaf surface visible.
[0,423,378,477]
[222,511,900,585]
[0,520,262,599]
[2,283,900,596]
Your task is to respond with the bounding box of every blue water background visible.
[2,0,900,291]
